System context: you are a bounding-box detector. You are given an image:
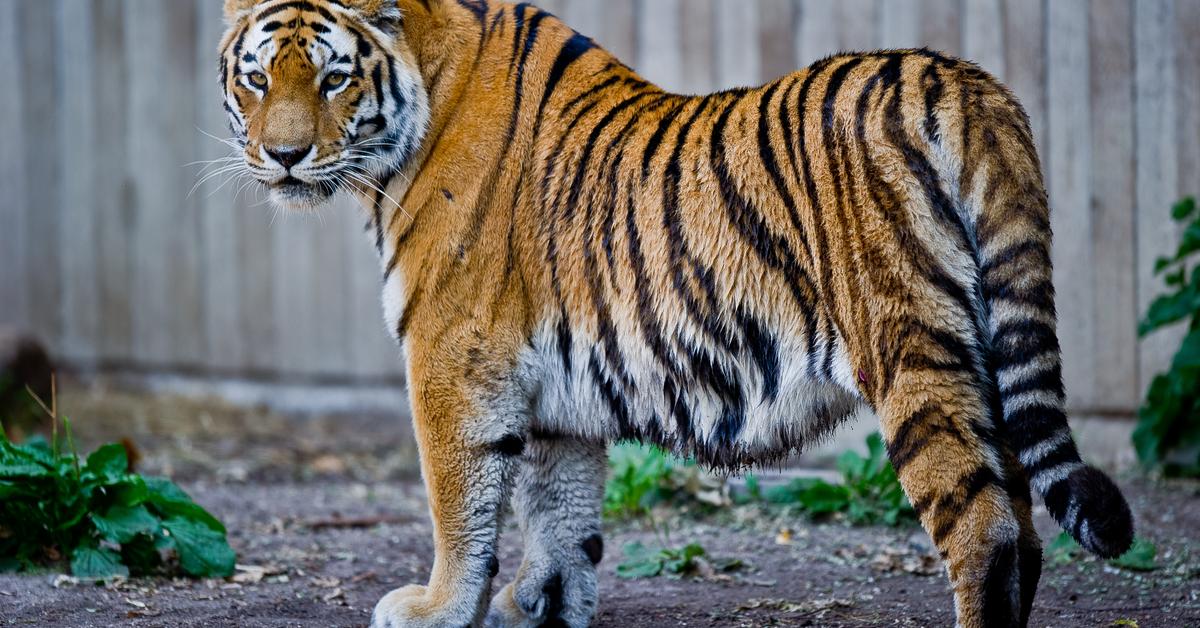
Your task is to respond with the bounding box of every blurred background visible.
[0,0,1197,476]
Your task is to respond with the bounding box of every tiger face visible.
[219,0,429,210]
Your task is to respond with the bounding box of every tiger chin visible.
[218,1,1134,627]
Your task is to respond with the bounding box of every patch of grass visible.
[1047,532,1159,572]
[764,432,915,526]
[603,444,727,520]
[616,540,707,579]
[0,385,234,579]
[1136,196,1200,477]
[615,540,742,580]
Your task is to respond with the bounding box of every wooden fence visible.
[0,0,1197,416]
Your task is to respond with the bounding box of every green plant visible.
[603,444,728,520]
[616,540,708,579]
[765,433,915,526]
[0,390,235,579]
[1136,197,1200,477]
[1047,532,1158,572]
[615,539,742,580]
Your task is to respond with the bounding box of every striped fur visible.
[218,2,1133,627]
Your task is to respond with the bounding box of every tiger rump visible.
[216,1,1133,627]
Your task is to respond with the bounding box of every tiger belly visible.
[523,318,865,468]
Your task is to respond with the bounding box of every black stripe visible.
[930,466,1000,544]
[537,32,597,115]
[999,364,1063,398]
[735,309,781,403]
[980,540,1019,627]
[589,351,636,438]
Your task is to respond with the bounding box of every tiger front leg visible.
[371,357,526,628]
[486,437,607,628]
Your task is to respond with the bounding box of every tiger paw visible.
[484,556,598,628]
[371,585,478,628]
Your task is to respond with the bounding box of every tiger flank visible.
[217,1,1134,626]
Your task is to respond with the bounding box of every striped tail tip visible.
[1044,465,1134,559]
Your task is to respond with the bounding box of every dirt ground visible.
[2,383,1199,627]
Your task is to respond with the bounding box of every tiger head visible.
[219,0,431,210]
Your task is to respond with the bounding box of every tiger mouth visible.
[269,175,334,208]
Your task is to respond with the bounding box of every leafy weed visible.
[0,382,235,579]
[764,433,915,526]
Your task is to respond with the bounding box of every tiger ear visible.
[341,0,403,30]
[224,0,259,23]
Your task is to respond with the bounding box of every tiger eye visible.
[323,72,348,90]
[247,72,268,88]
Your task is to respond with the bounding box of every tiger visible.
[217,1,1135,626]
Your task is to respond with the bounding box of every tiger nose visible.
[265,145,311,170]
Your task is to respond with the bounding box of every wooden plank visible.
[534,0,564,17]
[1178,2,1200,220]
[919,0,962,56]
[1003,0,1047,160]
[236,187,280,375]
[715,0,761,88]
[93,0,134,363]
[195,0,245,372]
[18,1,62,349]
[758,0,798,81]
[1046,0,1096,410]
[798,0,839,68]
[599,0,638,66]
[562,0,601,44]
[962,0,1006,80]
[0,0,28,331]
[165,3,206,370]
[1089,0,1138,412]
[878,0,921,50]
[341,200,403,380]
[270,213,325,377]
[307,207,352,379]
[57,0,100,365]
[636,0,685,91]
[835,0,880,52]
[678,0,716,94]
[1135,0,1182,396]
[124,0,204,367]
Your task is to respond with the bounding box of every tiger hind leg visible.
[880,368,1041,627]
[485,436,607,628]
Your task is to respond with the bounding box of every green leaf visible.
[70,545,129,579]
[1139,288,1197,336]
[1172,197,1197,221]
[92,504,159,544]
[161,517,235,578]
[120,534,164,576]
[83,444,128,482]
[797,481,852,515]
[1109,538,1157,572]
[1175,223,1200,261]
[109,476,150,507]
[1046,532,1080,566]
[0,462,52,479]
[1171,331,1200,370]
[616,542,663,579]
[144,477,225,534]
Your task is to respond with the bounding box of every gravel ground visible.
[1,383,1197,627]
